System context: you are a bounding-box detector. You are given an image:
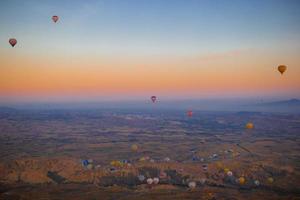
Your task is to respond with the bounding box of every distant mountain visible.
[260,99,300,106]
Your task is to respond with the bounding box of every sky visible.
[0,0,300,103]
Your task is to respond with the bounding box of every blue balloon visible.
[82,160,89,166]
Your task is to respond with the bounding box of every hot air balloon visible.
[188,181,196,189]
[267,177,274,184]
[9,38,17,47]
[82,160,89,167]
[245,122,254,129]
[147,178,153,185]
[277,65,287,75]
[227,171,233,177]
[153,177,159,184]
[86,163,93,170]
[187,110,193,117]
[151,96,157,103]
[52,15,59,23]
[254,180,260,186]
[138,175,145,182]
[131,144,138,152]
[238,177,246,185]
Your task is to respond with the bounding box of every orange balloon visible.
[278,65,287,75]
[238,177,246,185]
[245,122,254,129]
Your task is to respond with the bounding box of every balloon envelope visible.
[245,122,254,129]
[238,177,245,185]
[188,181,196,188]
[9,38,17,47]
[52,15,59,23]
[131,144,138,151]
[147,178,153,185]
[151,96,157,103]
[82,160,89,166]
[187,110,193,117]
[153,177,159,184]
[267,177,274,183]
[277,65,287,75]
[138,175,145,182]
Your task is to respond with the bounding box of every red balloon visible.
[187,110,193,117]
[52,15,59,23]
[9,38,17,47]
[151,96,157,103]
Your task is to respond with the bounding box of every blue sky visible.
[1,0,300,55]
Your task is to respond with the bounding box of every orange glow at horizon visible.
[1,49,300,99]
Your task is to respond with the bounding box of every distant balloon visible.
[277,65,287,75]
[153,177,159,184]
[238,177,246,185]
[9,38,17,47]
[187,110,193,117]
[138,175,145,182]
[267,177,274,184]
[151,96,157,103]
[147,178,153,185]
[188,181,196,189]
[245,122,254,129]
[227,171,233,177]
[254,180,260,186]
[131,144,138,152]
[86,163,93,170]
[52,15,59,23]
[82,160,89,167]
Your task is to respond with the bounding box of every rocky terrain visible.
[0,108,300,199]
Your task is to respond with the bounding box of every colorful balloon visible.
[9,38,17,47]
[131,144,138,152]
[151,96,157,103]
[153,177,159,184]
[188,181,196,189]
[245,122,254,129]
[138,175,145,182]
[277,65,287,75]
[267,177,274,183]
[187,110,193,117]
[147,178,153,185]
[227,171,233,177]
[238,177,246,185]
[52,15,59,23]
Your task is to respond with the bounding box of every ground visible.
[0,108,299,199]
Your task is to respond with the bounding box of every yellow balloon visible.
[267,177,274,183]
[245,122,254,129]
[224,168,230,173]
[131,144,138,151]
[110,160,123,167]
[278,65,287,75]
